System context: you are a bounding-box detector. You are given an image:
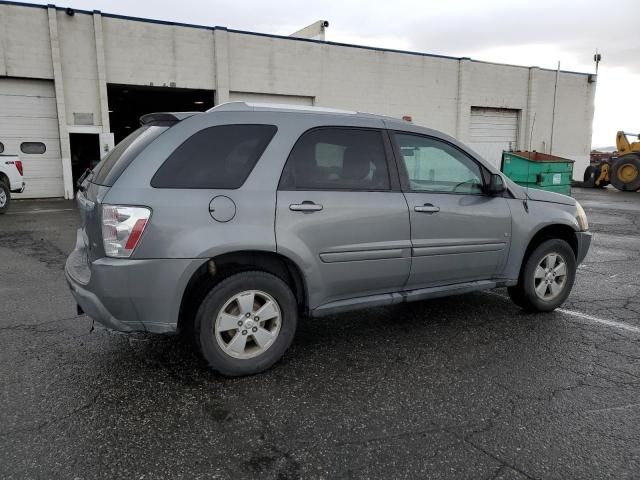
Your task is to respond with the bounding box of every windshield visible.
[91,125,168,186]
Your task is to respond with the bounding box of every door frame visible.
[277,125,403,192]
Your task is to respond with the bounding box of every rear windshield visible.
[91,125,168,186]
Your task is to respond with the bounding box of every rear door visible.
[391,131,511,289]
[276,127,411,309]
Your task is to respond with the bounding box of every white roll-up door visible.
[0,78,63,198]
[229,91,313,106]
[468,107,519,168]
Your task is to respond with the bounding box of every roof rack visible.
[208,101,357,115]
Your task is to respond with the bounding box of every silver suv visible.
[66,102,591,376]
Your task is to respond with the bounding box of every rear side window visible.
[279,127,390,191]
[151,125,277,189]
[0,142,4,154]
[92,125,167,186]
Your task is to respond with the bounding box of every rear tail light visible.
[15,160,23,176]
[101,205,151,258]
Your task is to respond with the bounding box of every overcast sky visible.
[32,0,640,147]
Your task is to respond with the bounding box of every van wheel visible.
[507,239,576,312]
[194,271,298,376]
[0,182,10,214]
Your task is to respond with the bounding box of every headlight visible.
[575,201,589,231]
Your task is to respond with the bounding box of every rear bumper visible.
[65,267,140,332]
[10,181,25,193]
[575,231,592,265]
[65,230,204,334]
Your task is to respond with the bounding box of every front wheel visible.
[194,271,298,376]
[508,239,576,312]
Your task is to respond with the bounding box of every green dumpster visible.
[501,151,574,196]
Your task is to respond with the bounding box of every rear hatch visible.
[76,113,195,262]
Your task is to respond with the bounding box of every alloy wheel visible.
[214,290,282,359]
[533,253,567,300]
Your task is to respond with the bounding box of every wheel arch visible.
[520,223,578,277]
[177,250,307,334]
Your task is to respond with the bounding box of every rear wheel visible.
[610,155,640,191]
[194,271,298,376]
[508,239,576,312]
[582,165,595,187]
[0,182,10,214]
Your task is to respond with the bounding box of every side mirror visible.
[487,173,506,196]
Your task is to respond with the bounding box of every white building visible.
[0,2,596,199]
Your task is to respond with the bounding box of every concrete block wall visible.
[0,4,53,78]
[56,9,101,128]
[0,2,596,197]
[102,18,216,90]
[224,30,593,176]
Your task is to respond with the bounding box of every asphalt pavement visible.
[1,188,639,479]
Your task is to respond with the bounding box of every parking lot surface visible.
[1,188,639,479]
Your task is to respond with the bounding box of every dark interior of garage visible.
[70,133,100,189]
[107,84,214,143]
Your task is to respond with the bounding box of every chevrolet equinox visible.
[66,102,592,376]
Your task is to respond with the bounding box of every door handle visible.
[290,201,323,212]
[414,204,440,214]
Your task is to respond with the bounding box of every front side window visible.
[395,133,484,194]
[20,142,46,155]
[0,142,4,154]
[152,124,277,189]
[280,128,390,191]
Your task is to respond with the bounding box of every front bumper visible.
[575,231,592,265]
[65,230,204,334]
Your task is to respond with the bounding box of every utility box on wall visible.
[98,133,115,159]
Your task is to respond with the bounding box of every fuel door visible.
[209,195,236,223]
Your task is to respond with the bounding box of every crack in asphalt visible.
[0,230,68,269]
[583,402,640,415]
[0,314,86,332]
[0,392,101,437]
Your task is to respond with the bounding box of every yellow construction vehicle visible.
[585,131,640,191]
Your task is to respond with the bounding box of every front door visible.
[276,127,412,309]
[391,132,512,289]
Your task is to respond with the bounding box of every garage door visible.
[468,108,519,168]
[0,78,63,198]
[229,91,314,106]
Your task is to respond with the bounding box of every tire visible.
[194,271,298,376]
[610,155,640,192]
[582,165,595,187]
[0,182,10,214]
[508,239,576,312]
